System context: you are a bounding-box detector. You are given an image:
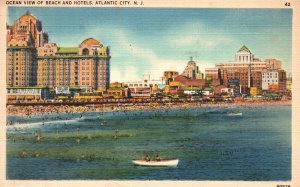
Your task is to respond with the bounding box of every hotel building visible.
[163,71,179,85]
[6,11,48,87]
[6,11,110,93]
[265,59,282,70]
[262,70,286,91]
[181,57,203,79]
[36,38,110,90]
[124,75,162,97]
[216,45,268,93]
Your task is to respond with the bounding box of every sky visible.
[8,7,292,82]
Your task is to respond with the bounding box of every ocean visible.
[6,104,291,180]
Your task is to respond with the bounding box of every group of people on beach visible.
[6,100,290,117]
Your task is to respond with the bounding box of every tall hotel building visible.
[215,45,283,93]
[7,11,110,90]
[215,46,262,93]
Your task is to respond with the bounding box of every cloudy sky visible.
[8,7,292,82]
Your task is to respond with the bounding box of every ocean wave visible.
[6,118,81,130]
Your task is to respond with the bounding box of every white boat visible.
[227,112,242,116]
[132,159,179,167]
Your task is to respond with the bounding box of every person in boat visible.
[156,154,161,161]
[145,154,151,162]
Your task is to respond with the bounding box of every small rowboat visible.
[132,159,179,167]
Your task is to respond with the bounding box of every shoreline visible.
[6,100,291,117]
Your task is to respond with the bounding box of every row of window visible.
[82,62,90,65]
[38,73,69,77]
[128,84,150,87]
[8,53,30,56]
[264,80,278,83]
[37,64,108,69]
[41,49,54,53]
[37,67,107,71]
[80,82,93,86]
[7,53,31,59]
[262,76,278,78]
[238,55,251,62]
[35,82,108,87]
[40,59,108,63]
[264,72,278,75]
[12,56,28,59]
[227,76,261,79]
[8,72,28,76]
[8,43,27,47]
[8,77,30,80]
[18,25,28,31]
[10,77,29,81]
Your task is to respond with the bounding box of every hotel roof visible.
[18,11,36,21]
[57,47,78,53]
[174,75,206,87]
[237,45,251,52]
[81,38,101,46]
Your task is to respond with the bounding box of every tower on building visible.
[235,45,254,63]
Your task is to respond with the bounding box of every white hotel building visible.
[262,70,287,91]
[124,75,163,97]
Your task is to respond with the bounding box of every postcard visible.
[0,0,299,187]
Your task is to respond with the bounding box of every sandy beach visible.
[6,100,291,117]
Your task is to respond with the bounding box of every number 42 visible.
[285,2,291,6]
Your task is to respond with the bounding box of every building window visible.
[82,48,89,55]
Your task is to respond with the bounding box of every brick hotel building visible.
[7,11,110,92]
[214,45,286,93]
